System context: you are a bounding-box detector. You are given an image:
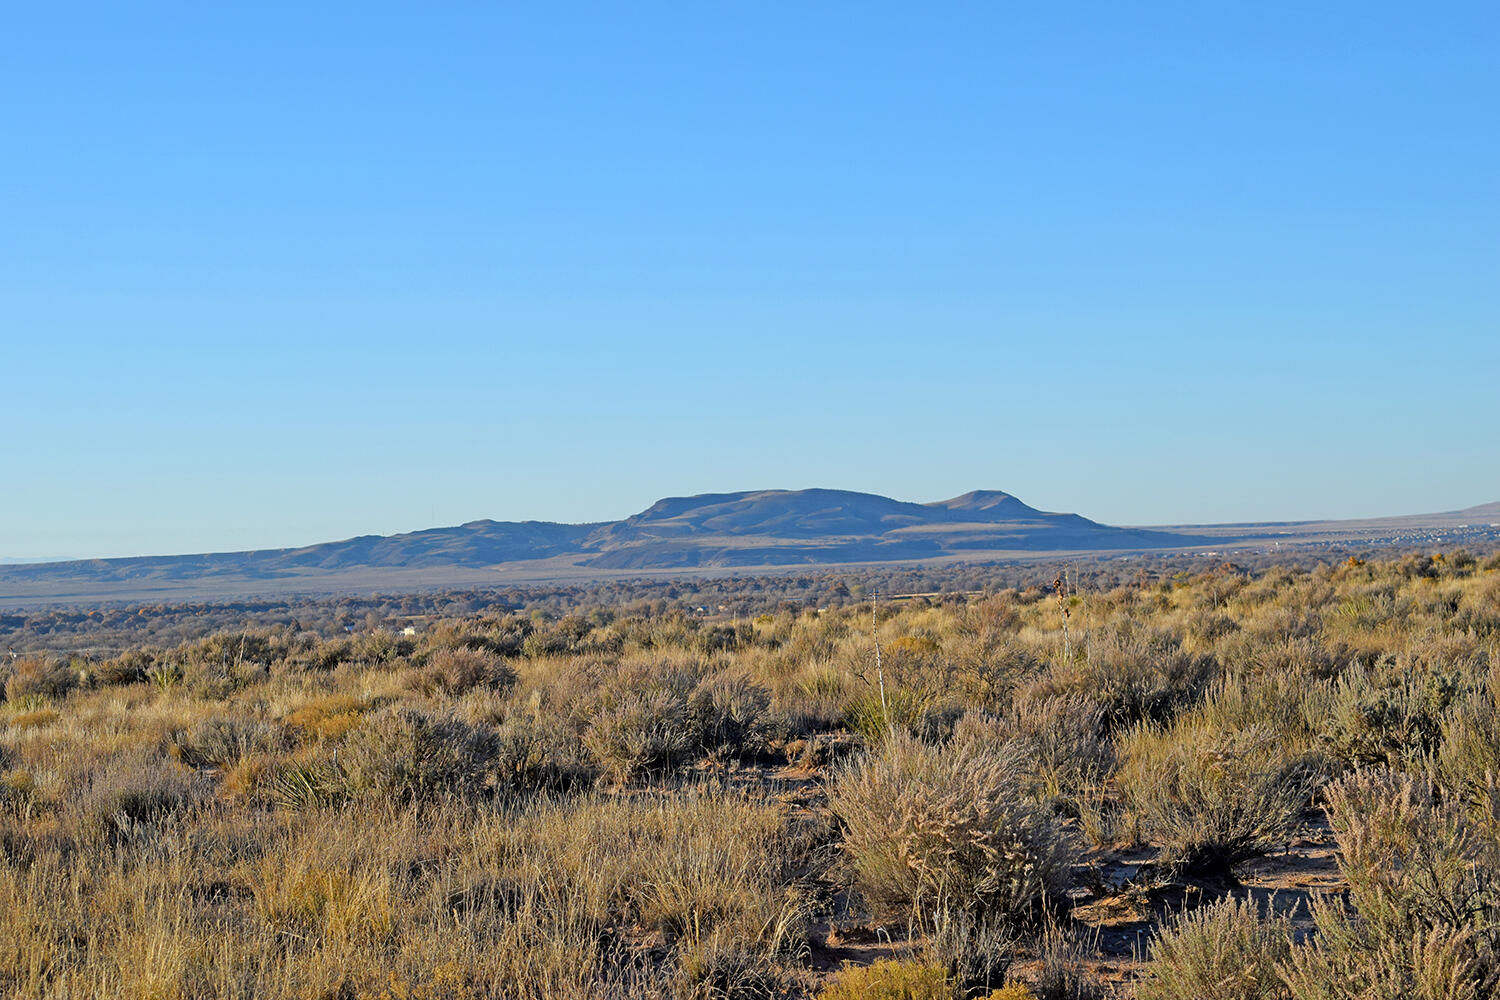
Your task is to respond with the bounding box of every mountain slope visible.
[0,521,597,584]
[4,488,1497,606]
[0,487,1207,595]
[1455,501,1500,520]
[576,489,1200,568]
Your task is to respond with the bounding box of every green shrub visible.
[842,687,935,742]
[286,637,357,672]
[689,672,771,758]
[1030,927,1109,1000]
[521,628,577,658]
[259,753,350,809]
[492,712,596,795]
[924,904,1015,993]
[1138,896,1292,1000]
[184,659,269,700]
[1436,684,1500,820]
[145,661,184,690]
[74,757,212,841]
[93,649,155,686]
[416,645,516,695]
[1025,631,1213,729]
[828,731,1075,925]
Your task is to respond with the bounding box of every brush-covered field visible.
[3,550,1500,999]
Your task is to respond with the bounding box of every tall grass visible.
[4,549,1500,995]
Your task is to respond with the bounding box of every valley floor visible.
[3,548,1499,998]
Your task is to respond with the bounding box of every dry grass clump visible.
[1138,896,1292,1000]
[818,958,953,1000]
[248,847,396,948]
[1322,656,1464,771]
[1,778,810,999]
[7,707,60,729]
[1281,770,1500,1000]
[340,707,499,803]
[4,655,79,702]
[1117,717,1306,875]
[255,705,529,809]
[1224,627,1345,681]
[828,731,1075,929]
[0,766,36,816]
[412,644,517,695]
[284,692,368,740]
[482,787,815,998]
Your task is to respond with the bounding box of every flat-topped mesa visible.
[0,487,1215,587]
[602,489,938,541]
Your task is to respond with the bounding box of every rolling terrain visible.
[1,489,1497,607]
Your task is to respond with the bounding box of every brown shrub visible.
[1139,896,1291,1000]
[583,691,694,785]
[1118,719,1305,875]
[415,646,517,696]
[828,731,1076,925]
[4,657,78,703]
[341,708,498,804]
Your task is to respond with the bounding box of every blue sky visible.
[3,3,1497,559]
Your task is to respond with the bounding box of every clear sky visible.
[3,3,1497,560]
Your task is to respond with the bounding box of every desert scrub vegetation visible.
[1278,769,1500,999]
[828,728,1075,924]
[1137,896,1292,1000]
[2,547,1499,995]
[1115,715,1308,875]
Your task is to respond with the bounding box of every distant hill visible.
[0,488,1203,594]
[1454,501,1500,520]
[2,488,1495,606]
[576,489,1200,568]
